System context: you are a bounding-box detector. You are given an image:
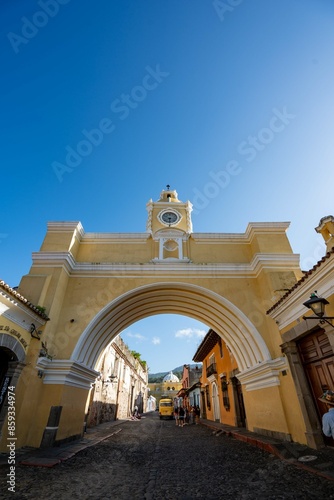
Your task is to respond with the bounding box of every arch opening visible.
[72,282,271,372]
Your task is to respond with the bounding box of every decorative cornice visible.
[237,357,288,391]
[250,253,299,274]
[36,358,99,389]
[245,222,290,240]
[30,252,299,278]
[47,221,85,237]
[44,223,289,245]
[192,222,290,243]
[111,340,148,377]
[207,374,218,384]
[31,252,76,275]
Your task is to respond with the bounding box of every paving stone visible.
[0,414,334,499]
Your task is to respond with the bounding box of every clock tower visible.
[146,186,193,261]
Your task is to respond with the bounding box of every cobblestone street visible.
[1,412,334,499]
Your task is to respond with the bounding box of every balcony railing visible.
[206,363,217,377]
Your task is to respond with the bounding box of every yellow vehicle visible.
[158,398,174,420]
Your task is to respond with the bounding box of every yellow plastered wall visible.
[0,378,64,450]
[40,230,78,253]
[188,240,252,263]
[76,241,154,263]
[243,385,290,435]
[278,369,308,444]
[10,219,304,448]
[55,386,89,441]
[250,233,293,254]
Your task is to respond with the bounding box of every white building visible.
[86,336,148,426]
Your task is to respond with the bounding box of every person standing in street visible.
[189,406,195,424]
[178,406,185,427]
[195,405,200,424]
[174,405,179,426]
[319,390,334,438]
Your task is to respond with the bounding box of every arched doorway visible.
[0,348,15,411]
[0,335,26,436]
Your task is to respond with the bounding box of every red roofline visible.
[266,246,334,315]
[0,280,50,321]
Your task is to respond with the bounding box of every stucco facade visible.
[193,330,242,427]
[0,281,49,449]
[86,336,148,427]
[0,187,309,451]
[177,364,202,410]
[267,216,334,449]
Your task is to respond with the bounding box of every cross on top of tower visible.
[166,184,170,190]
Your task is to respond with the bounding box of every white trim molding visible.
[237,357,288,391]
[192,222,291,243]
[30,251,299,278]
[36,358,99,389]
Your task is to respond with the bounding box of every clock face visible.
[159,210,181,226]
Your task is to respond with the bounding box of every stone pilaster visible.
[281,341,324,449]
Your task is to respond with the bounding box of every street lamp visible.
[303,292,334,326]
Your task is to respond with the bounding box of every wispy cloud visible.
[152,337,161,345]
[126,332,146,342]
[175,328,206,339]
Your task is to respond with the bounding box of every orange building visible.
[193,329,246,428]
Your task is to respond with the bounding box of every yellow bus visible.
[158,398,174,420]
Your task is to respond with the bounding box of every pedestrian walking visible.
[189,406,195,424]
[195,405,200,424]
[179,406,185,427]
[174,405,179,426]
[319,390,334,438]
[185,406,190,425]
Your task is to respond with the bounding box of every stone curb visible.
[199,420,334,482]
[20,428,122,468]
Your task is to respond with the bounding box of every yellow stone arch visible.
[10,195,301,450]
[72,282,271,372]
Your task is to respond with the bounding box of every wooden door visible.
[298,329,334,445]
[231,376,246,428]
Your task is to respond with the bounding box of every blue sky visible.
[1,1,334,373]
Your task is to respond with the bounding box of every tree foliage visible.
[130,350,147,370]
